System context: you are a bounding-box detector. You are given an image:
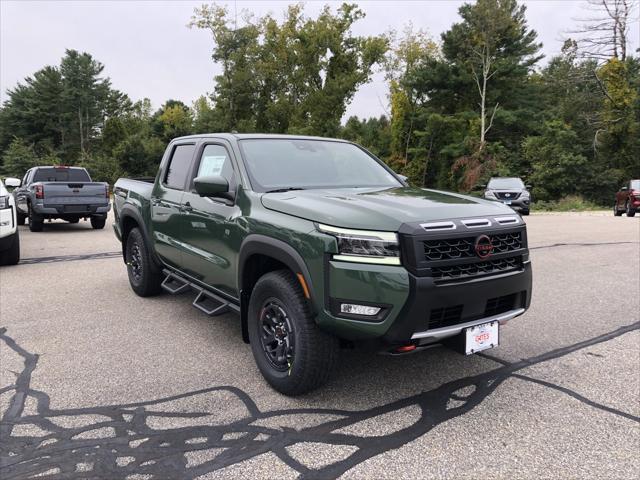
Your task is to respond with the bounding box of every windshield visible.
[487,178,525,190]
[239,139,401,192]
[33,168,91,183]
[631,180,640,190]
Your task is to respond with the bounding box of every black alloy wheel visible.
[259,299,296,372]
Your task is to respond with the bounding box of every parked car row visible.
[1,136,636,396]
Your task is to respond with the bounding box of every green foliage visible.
[1,138,39,176]
[524,120,590,201]
[0,1,637,202]
[533,195,602,212]
[189,3,388,136]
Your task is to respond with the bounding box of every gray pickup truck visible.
[14,166,111,231]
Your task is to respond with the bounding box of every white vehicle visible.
[0,177,21,266]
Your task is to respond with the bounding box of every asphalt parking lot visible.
[1,212,638,479]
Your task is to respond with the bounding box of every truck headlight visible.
[0,196,9,209]
[318,224,400,265]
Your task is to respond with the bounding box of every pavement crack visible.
[530,241,639,250]
[512,373,639,423]
[0,321,638,479]
[17,252,121,265]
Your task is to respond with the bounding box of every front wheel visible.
[614,202,623,216]
[0,229,20,266]
[125,227,162,297]
[625,201,636,217]
[16,211,26,225]
[248,270,339,396]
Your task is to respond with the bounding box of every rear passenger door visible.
[179,141,242,299]
[150,142,196,268]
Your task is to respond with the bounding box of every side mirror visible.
[194,175,230,197]
[620,186,628,191]
[4,177,21,188]
[397,174,408,184]
[525,184,532,189]
[475,184,487,190]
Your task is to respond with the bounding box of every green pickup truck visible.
[113,134,532,395]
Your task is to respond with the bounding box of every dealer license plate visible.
[502,200,512,205]
[465,321,499,355]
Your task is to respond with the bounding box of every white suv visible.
[0,177,21,265]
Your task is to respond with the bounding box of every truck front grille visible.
[423,232,522,261]
[431,256,522,280]
[495,191,521,200]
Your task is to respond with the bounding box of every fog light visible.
[340,304,381,316]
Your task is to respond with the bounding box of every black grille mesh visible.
[423,232,522,261]
[431,256,521,280]
[495,192,521,200]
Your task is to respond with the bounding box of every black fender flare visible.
[118,205,162,268]
[238,234,319,342]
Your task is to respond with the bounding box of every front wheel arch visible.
[238,235,319,343]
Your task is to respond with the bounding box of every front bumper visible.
[317,258,532,344]
[0,207,16,239]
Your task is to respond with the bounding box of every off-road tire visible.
[248,269,339,396]
[16,211,26,225]
[28,205,44,232]
[626,201,636,217]
[521,209,530,216]
[90,216,106,229]
[125,227,162,297]
[0,229,20,266]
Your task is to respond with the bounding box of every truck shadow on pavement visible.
[1,323,638,480]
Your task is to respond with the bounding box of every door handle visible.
[181,202,193,213]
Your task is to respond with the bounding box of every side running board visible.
[161,269,240,317]
[161,273,190,294]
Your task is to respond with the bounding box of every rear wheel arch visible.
[238,235,318,343]
[119,207,160,268]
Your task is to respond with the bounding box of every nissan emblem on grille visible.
[474,235,493,259]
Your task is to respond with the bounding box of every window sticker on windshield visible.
[198,155,227,177]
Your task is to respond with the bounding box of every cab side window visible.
[196,145,235,184]
[164,144,196,190]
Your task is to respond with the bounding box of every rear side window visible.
[33,168,91,182]
[164,144,196,190]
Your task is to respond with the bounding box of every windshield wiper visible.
[264,187,305,193]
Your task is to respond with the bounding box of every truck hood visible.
[261,187,513,231]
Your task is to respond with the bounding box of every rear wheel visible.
[248,270,339,396]
[28,205,44,232]
[125,227,162,297]
[0,229,20,266]
[626,201,636,217]
[90,216,106,229]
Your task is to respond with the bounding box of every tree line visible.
[1,0,638,206]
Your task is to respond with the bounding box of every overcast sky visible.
[1,0,638,120]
